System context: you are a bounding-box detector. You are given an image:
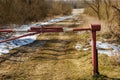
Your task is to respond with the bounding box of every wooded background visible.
[84,0,120,41]
[0,0,72,25]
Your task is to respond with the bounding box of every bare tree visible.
[84,0,101,20]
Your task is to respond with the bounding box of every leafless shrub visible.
[0,0,72,26]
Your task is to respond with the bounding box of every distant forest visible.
[0,0,72,25]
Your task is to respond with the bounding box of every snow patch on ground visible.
[90,41,120,56]
[75,41,120,56]
[0,15,73,55]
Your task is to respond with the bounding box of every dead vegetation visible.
[0,0,72,26]
[0,9,120,80]
[84,0,120,42]
[0,24,120,80]
[0,31,91,80]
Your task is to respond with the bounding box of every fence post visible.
[91,24,101,76]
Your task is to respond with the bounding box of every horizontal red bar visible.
[29,29,63,33]
[73,28,91,31]
[31,26,63,29]
[0,29,13,32]
[30,26,63,31]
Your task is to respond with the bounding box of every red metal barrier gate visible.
[0,24,101,76]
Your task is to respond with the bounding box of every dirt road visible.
[0,12,94,80]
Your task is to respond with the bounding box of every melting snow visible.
[0,15,73,55]
[90,41,120,56]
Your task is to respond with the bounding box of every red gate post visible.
[91,24,101,76]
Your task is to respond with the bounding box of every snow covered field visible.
[96,41,120,56]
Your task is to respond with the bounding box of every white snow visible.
[75,43,83,51]
[72,9,85,15]
[90,41,120,56]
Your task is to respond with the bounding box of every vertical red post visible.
[91,24,101,76]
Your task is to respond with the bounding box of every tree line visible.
[0,0,72,25]
[84,0,120,40]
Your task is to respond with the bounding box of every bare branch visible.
[104,0,109,19]
[84,0,98,13]
[112,5,120,12]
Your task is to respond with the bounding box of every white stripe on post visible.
[13,29,28,32]
[63,27,73,32]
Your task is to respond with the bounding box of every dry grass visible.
[0,15,120,80]
[0,32,92,80]
[80,14,109,34]
[0,31,120,80]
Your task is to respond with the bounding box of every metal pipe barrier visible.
[0,24,101,76]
